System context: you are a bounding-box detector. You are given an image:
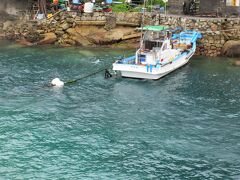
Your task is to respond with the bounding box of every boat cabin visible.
[135,26,199,66]
[139,26,169,51]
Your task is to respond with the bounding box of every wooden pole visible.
[47,8,66,20]
[38,0,47,17]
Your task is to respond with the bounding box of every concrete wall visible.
[199,0,220,13]
[226,6,240,15]
[168,0,185,14]
[168,0,240,16]
[0,0,28,16]
[168,0,224,14]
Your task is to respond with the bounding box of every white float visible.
[84,2,94,13]
[51,78,64,87]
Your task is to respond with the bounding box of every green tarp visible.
[137,25,169,31]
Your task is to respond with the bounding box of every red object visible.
[103,8,112,12]
[78,4,84,11]
[70,4,84,12]
[53,0,59,5]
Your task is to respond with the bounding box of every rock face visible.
[67,26,139,46]
[38,33,57,45]
[222,40,240,57]
[3,21,14,31]
[0,11,141,48]
[17,38,34,46]
[60,23,70,30]
[25,31,43,43]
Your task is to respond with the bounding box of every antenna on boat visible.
[122,50,126,59]
[140,0,147,49]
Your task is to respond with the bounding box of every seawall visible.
[157,15,240,57]
[0,11,239,57]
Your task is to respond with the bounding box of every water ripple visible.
[0,41,240,179]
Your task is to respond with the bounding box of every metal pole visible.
[165,0,167,15]
[137,0,147,64]
[140,0,147,48]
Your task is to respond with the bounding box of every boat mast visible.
[136,0,147,64]
[140,0,147,49]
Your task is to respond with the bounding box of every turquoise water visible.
[0,41,240,179]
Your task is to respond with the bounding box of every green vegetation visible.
[110,3,131,12]
[110,0,166,12]
[147,0,166,7]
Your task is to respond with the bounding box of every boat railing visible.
[172,31,202,45]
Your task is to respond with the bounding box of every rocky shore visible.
[0,11,240,57]
[0,12,142,49]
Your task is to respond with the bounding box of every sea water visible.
[0,41,240,179]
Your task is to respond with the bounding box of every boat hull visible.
[113,52,193,80]
[121,71,167,79]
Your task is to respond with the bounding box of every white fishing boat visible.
[113,26,202,80]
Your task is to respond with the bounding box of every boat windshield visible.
[144,40,163,50]
[143,31,164,50]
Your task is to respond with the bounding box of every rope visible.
[47,8,66,20]
[64,64,112,85]
[198,28,239,33]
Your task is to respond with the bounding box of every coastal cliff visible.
[0,11,240,57]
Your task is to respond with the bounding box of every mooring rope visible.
[199,28,239,33]
[64,64,112,85]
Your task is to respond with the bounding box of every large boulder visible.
[232,60,240,66]
[25,31,43,43]
[17,38,34,46]
[60,23,70,31]
[73,26,137,45]
[3,21,14,31]
[71,36,92,46]
[66,28,92,46]
[38,32,57,45]
[222,40,240,57]
[66,28,78,36]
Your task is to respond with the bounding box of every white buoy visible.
[84,2,94,13]
[51,78,64,87]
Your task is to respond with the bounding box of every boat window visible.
[144,41,162,50]
[144,41,157,50]
[144,31,165,41]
